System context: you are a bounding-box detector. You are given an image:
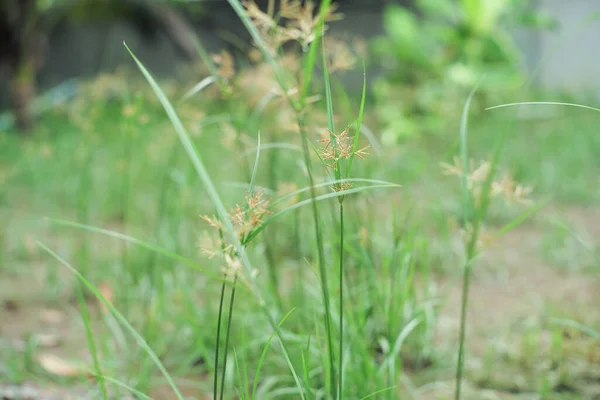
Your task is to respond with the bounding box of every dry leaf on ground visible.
[37,353,88,377]
[40,309,65,324]
[98,282,113,312]
[36,333,61,348]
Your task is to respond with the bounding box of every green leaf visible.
[38,242,184,400]
[47,218,228,285]
[252,308,297,400]
[301,0,332,103]
[346,65,367,179]
[549,318,600,341]
[487,101,600,113]
[249,132,261,196]
[125,42,307,398]
[245,182,401,243]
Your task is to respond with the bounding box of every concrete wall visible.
[535,0,600,92]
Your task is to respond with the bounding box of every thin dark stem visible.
[213,278,227,400]
[76,146,92,278]
[454,259,472,400]
[264,240,283,311]
[338,203,344,400]
[121,116,134,317]
[220,275,238,400]
[298,116,336,399]
[294,209,305,314]
[148,143,179,274]
[265,148,283,311]
[455,217,483,400]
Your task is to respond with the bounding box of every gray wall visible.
[535,0,600,92]
[2,0,600,109]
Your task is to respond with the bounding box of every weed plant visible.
[3,1,597,400]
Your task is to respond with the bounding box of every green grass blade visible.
[378,317,422,373]
[191,37,225,91]
[322,34,335,135]
[486,101,600,113]
[225,1,289,100]
[549,217,599,264]
[301,0,332,102]
[346,64,367,179]
[487,199,550,245]
[93,375,153,400]
[245,183,401,243]
[76,282,107,400]
[180,76,217,103]
[220,278,237,400]
[37,241,184,400]
[233,349,246,400]
[126,42,258,294]
[249,132,261,196]
[321,25,340,216]
[548,318,600,341]
[337,204,345,400]
[47,218,227,285]
[271,178,401,208]
[126,44,307,397]
[304,332,314,400]
[307,138,334,181]
[359,386,397,400]
[214,280,227,400]
[252,308,297,400]
[455,79,482,400]
[459,82,481,225]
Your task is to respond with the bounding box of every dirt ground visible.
[1,205,599,399]
[428,205,600,399]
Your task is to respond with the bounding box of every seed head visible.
[211,50,236,80]
[318,126,369,170]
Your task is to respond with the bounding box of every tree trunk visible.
[1,0,40,133]
[10,58,36,132]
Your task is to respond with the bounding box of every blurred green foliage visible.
[372,0,556,142]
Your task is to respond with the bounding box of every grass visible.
[1,2,600,399]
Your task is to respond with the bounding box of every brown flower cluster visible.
[243,0,343,51]
[318,126,369,183]
[212,49,236,81]
[199,191,269,282]
[441,157,534,251]
[323,36,356,73]
[201,191,270,243]
[440,157,533,206]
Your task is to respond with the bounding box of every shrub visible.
[372,0,555,142]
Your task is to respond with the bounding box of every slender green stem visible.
[129,45,308,395]
[298,116,336,399]
[77,144,92,280]
[214,277,227,400]
[338,203,344,400]
[220,275,238,400]
[76,282,107,400]
[264,236,283,311]
[148,143,179,275]
[454,258,472,400]
[294,209,305,318]
[454,82,481,400]
[265,148,283,311]
[120,110,134,320]
[215,2,336,392]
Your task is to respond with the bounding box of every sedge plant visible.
[450,88,551,399]
[38,2,411,398]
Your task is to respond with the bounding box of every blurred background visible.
[1,1,599,399]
